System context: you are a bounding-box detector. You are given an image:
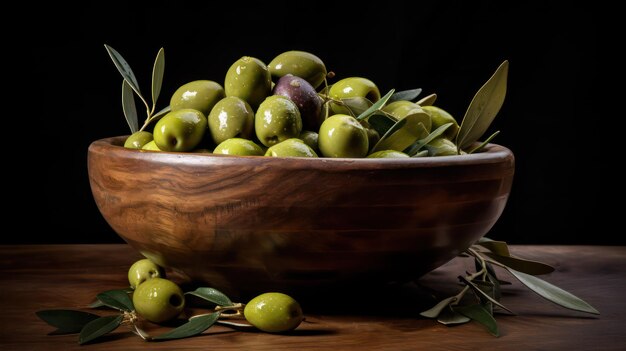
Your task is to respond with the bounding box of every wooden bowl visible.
[88,136,514,297]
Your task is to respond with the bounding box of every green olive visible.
[426,138,458,156]
[265,138,318,158]
[365,128,380,151]
[255,95,302,147]
[329,77,380,115]
[382,100,432,132]
[153,109,207,152]
[124,131,153,149]
[170,80,225,116]
[132,278,185,323]
[299,130,319,152]
[128,258,165,289]
[367,150,410,158]
[141,140,161,151]
[318,114,369,158]
[244,292,303,333]
[422,105,460,139]
[224,56,271,109]
[268,50,327,89]
[208,96,255,144]
[214,138,264,156]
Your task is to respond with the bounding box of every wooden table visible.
[1,245,624,350]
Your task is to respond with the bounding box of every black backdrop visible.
[27,1,614,244]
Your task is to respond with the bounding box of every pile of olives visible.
[128,259,303,332]
[124,50,460,158]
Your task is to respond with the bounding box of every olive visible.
[153,109,207,152]
[382,100,432,132]
[329,77,380,115]
[265,138,318,158]
[132,278,185,323]
[128,258,165,289]
[367,150,410,158]
[422,105,460,139]
[255,95,302,147]
[318,114,369,158]
[426,138,458,156]
[224,56,271,109]
[213,138,264,156]
[141,140,161,151]
[124,131,153,149]
[299,130,319,152]
[170,80,225,116]
[244,292,303,333]
[365,128,380,151]
[273,75,323,130]
[207,96,255,144]
[268,50,327,89]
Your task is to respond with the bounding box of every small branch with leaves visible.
[420,237,599,336]
[37,287,251,344]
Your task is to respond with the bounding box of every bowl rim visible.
[89,136,514,170]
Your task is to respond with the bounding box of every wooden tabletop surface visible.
[1,245,624,350]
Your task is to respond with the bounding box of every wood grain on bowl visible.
[88,136,514,297]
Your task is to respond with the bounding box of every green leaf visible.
[506,268,599,314]
[484,253,555,275]
[104,44,142,96]
[389,88,422,102]
[151,48,165,107]
[411,150,429,157]
[476,239,511,257]
[459,276,513,314]
[420,296,457,318]
[341,97,373,115]
[79,315,123,345]
[36,310,100,334]
[185,287,232,307]
[367,112,396,137]
[371,113,431,153]
[416,93,437,106]
[322,100,331,121]
[152,312,220,341]
[456,60,508,150]
[356,89,395,121]
[88,300,105,308]
[404,123,453,156]
[454,304,499,336]
[437,306,471,326]
[96,289,134,312]
[122,80,139,133]
[468,130,500,154]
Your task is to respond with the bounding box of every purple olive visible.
[273,75,323,131]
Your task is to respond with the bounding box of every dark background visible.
[24,1,615,244]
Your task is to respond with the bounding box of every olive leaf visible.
[458,276,514,314]
[122,80,139,133]
[389,88,422,103]
[185,287,232,307]
[152,312,220,341]
[151,47,165,109]
[484,253,555,275]
[437,306,471,326]
[468,130,500,154]
[96,289,134,312]
[79,315,123,345]
[36,310,100,335]
[104,44,142,97]
[404,123,453,156]
[416,93,437,106]
[476,239,511,257]
[411,150,429,157]
[370,113,430,153]
[367,112,396,137]
[453,304,499,337]
[456,60,509,151]
[505,268,600,315]
[356,89,395,121]
[420,296,458,318]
